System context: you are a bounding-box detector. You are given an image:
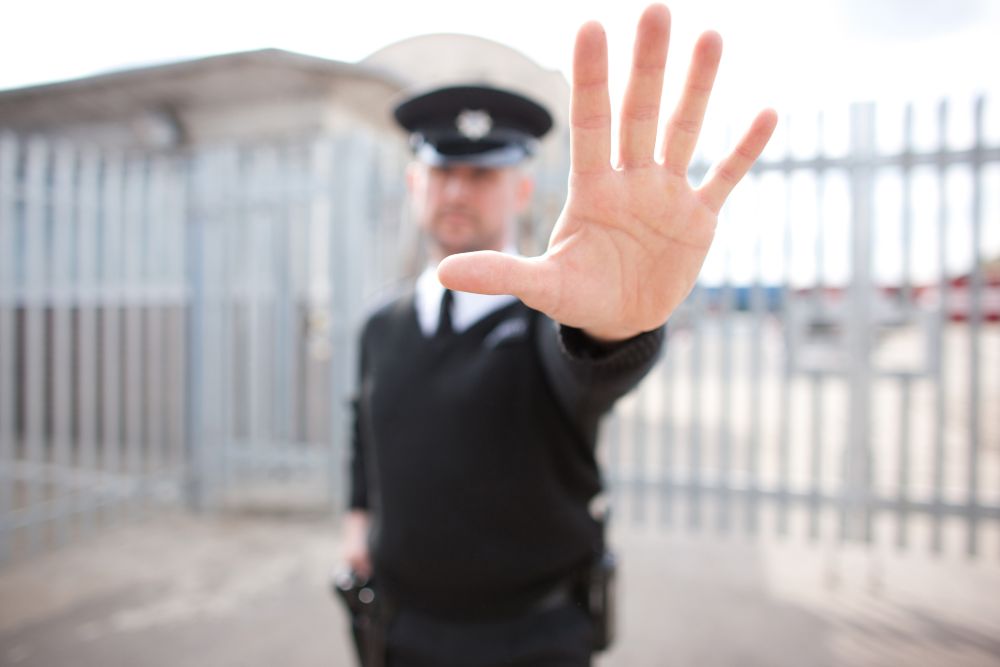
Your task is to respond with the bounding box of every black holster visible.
[580,549,617,652]
[332,570,388,667]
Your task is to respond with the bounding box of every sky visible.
[3,0,998,117]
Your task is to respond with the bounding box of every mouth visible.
[435,209,479,228]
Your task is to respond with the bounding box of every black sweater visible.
[350,294,663,619]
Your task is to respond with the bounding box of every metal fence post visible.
[184,153,208,512]
[321,135,348,517]
[0,133,17,564]
[843,102,876,545]
[965,96,985,557]
[23,137,47,554]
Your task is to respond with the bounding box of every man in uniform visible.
[342,4,777,665]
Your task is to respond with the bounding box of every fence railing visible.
[606,98,999,558]
[0,137,190,561]
[0,97,997,566]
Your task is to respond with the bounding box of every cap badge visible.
[456,109,493,141]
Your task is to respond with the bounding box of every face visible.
[407,162,534,260]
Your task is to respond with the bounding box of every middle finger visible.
[618,4,671,168]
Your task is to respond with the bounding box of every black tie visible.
[436,289,454,337]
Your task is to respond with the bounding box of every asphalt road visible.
[1,511,998,667]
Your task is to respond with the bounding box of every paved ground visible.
[1,512,999,667]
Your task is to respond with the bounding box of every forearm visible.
[349,395,369,510]
[537,318,666,424]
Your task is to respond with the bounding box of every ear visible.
[515,171,535,214]
[405,162,420,194]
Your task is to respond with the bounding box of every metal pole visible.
[23,137,48,554]
[76,147,100,536]
[809,110,828,543]
[0,133,18,564]
[931,100,950,555]
[965,96,985,557]
[51,141,75,545]
[184,152,207,511]
[844,102,876,545]
[896,103,916,551]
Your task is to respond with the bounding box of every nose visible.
[441,170,469,200]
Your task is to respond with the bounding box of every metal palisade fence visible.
[0,136,190,560]
[605,99,1000,558]
[0,131,415,566]
[0,98,998,566]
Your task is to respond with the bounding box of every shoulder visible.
[356,281,416,347]
[363,281,414,323]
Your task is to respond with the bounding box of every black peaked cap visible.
[393,84,553,167]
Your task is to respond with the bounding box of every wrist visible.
[557,324,666,369]
[561,325,643,359]
[580,327,643,344]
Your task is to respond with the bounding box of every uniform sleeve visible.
[348,329,370,511]
[348,395,369,510]
[535,318,665,426]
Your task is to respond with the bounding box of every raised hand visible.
[437,3,777,341]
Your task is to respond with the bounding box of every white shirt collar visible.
[415,256,519,337]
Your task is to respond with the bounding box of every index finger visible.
[570,21,612,175]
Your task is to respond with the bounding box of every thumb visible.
[437,251,550,306]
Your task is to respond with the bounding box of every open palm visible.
[438,4,777,341]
